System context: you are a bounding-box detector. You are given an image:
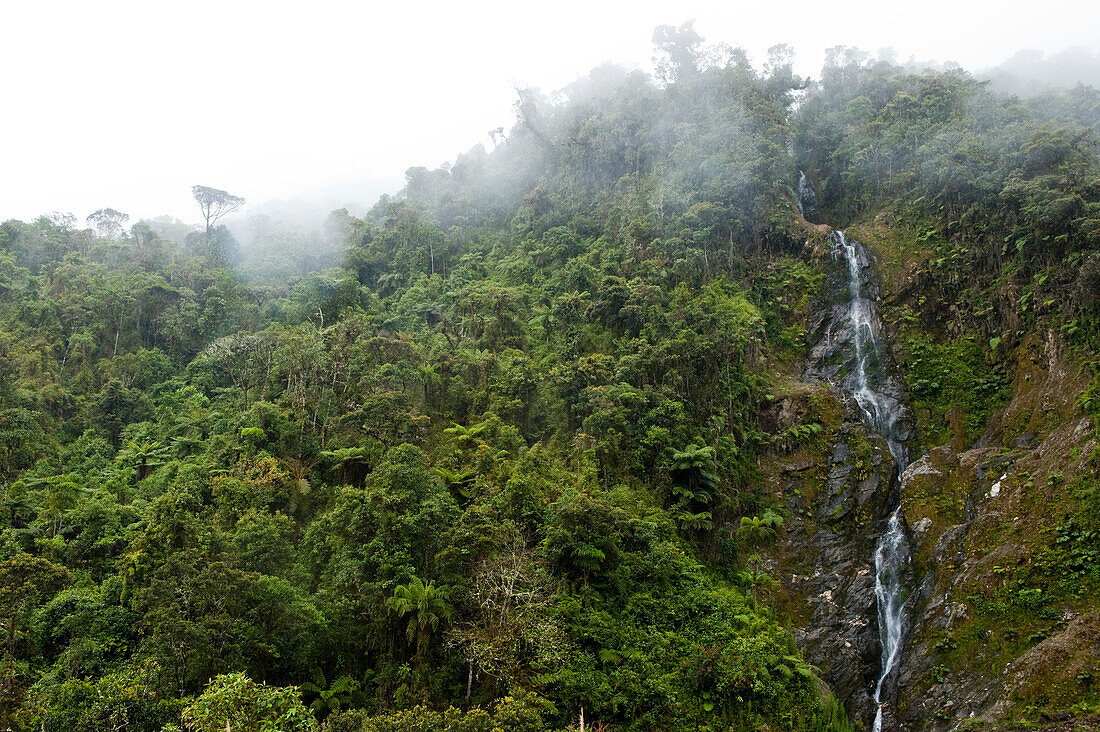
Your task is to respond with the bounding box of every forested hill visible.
[1,31,1099,732]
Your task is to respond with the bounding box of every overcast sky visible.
[2,0,1098,226]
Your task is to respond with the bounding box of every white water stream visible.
[832,231,910,732]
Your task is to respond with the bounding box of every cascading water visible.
[830,230,912,732]
[833,233,907,470]
[873,510,909,732]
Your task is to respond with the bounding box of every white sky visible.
[2,0,1098,225]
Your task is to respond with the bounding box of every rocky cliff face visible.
[774,218,1099,730]
[775,417,897,725]
[895,330,1098,729]
[772,226,913,729]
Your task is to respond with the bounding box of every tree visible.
[135,552,250,697]
[116,439,169,481]
[652,21,704,83]
[670,443,720,502]
[299,669,358,720]
[32,475,83,537]
[195,332,272,411]
[91,379,150,446]
[0,408,42,491]
[386,576,452,665]
[0,554,71,725]
[86,208,130,239]
[669,444,720,532]
[320,445,374,486]
[736,510,785,581]
[179,672,318,732]
[450,530,559,694]
[736,510,784,549]
[192,185,246,234]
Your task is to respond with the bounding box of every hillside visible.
[1,33,1098,732]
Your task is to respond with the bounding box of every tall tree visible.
[652,20,704,83]
[86,208,129,239]
[191,185,246,234]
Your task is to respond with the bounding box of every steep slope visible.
[856,216,1100,729]
[0,46,852,732]
[0,36,1098,732]
[770,225,909,728]
[770,207,1099,730]
[786,50,1100,729]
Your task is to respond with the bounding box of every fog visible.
[981,47,1100,96]
[2,0,1098,228]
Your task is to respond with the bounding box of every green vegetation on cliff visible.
[1,31,1099,732]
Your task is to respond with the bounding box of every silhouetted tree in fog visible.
[192,185,245,234]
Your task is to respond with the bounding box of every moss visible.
[848,210,934,298]
[758,256,826,362]
[845,430,873,470]
[896,332,1010,450]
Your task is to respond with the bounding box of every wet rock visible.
[783,232,917,727]
[780,421,896,722]
[1073,417,1093,441]
[786,451,818,472]
[911,517,932,537]
[797,172,820,223]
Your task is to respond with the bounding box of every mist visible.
[981,46,1100,96]
[2,0,1097,233]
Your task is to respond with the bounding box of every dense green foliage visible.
[795,49,1100,722]
[1,32,1098,732]
[795,48,1100,450]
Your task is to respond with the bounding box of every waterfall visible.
[873,510,909,732]
[831,230,911,731]
[834,232,908,471]
[796,171,912,729]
